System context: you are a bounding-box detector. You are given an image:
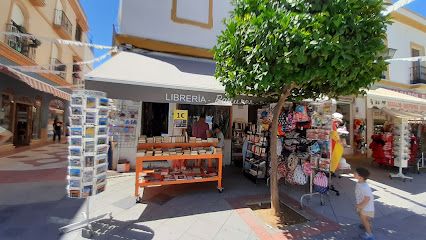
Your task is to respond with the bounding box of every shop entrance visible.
[142,102,169,137]
[14,103,32,146]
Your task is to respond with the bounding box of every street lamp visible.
[386,48,397,59]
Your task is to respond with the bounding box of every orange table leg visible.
[135,160,140,197]
[217,155,223,192]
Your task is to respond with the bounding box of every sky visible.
[80,0,426,68]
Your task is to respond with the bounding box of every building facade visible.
[116,0,426,156]
[0,0,93,151]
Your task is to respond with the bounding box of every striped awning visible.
[0,64,70,101]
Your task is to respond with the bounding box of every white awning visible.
[367,88,426,114]
[86,51,225,93]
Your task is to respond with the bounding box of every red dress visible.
[369,135,386,165]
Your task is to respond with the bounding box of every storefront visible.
[361,88,426,178]
[85,51,242,167]
[0,64,70,150]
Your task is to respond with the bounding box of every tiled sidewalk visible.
[0,144,68,184]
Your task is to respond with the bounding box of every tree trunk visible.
[270,86,293,216]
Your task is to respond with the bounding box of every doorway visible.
[142,102,169,137]
[14,103,32,146]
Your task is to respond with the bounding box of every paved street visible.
[1,146,426,240]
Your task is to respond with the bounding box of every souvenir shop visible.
[232,99,351,203]
[366,88,426,179]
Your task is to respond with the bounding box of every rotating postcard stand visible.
[59,90,113,237]
[389,118,413,182]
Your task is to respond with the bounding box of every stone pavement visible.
[1,145,426,240]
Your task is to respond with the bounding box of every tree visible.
[214,0,389,215]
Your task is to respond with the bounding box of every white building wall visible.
[387,20,426,85]
[119,0,232,49]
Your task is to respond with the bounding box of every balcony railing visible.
[410,65,426,84]
[5,24,37,60]
[51,58,66,79]
[53,9,73,37]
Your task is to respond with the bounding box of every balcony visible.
[53,9,73,39]
[5,24,39,60]
[51,58,66,79]
[410,65,426,84]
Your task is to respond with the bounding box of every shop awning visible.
[367,88,426,115]
[85,52,237,105]
[0,64,70,101]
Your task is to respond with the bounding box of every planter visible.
[117,161,130,173]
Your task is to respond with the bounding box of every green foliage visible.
[214,0,390,101]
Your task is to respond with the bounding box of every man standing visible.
[53,118,62,143]
[192,114,209,139]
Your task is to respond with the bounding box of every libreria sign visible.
[165,93,253,105]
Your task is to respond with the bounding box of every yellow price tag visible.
[173,110,188,120]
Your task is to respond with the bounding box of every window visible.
[75,24,82,41]
[31,99,42,140]
[410,43,426,84]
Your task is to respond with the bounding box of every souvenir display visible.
[66,90,110,199]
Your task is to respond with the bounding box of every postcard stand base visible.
[59,196,112,236]
[389,166,413,182]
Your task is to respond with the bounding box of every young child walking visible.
[354,167,375,240]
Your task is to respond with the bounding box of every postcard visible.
[69,147,82,157]
[69,137,82,146]
[82,170,94,183]
[86,97,97,109]
[96,164,107,175]
[84,155,94,168]
[85,126,95,138]
[96,183,106,194]
[96,174,107,185]
[84,140,95,153]
[98,117,108,126]
[69,168,81,177]
[71,106,83,115]
[96,154,107,165]
[82,185,93,197]
[96,136,107,145]
[99,98,109,107]
[71,96,83,105]
[85,111,97,125]
[69,127,83,136]
[69,179,81,188]
[98,108,109,116]
[69,116,83,126]
[69,190,80,198]
[96,145,108,155]
[68,157,82,167]
[97,126,107,136]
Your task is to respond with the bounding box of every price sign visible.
[173,110,188,120]
[173,110,188,128]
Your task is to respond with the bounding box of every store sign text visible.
[214,95,253,105]
[369,98,426,113]
[165,93,207,103]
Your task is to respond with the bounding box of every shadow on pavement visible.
[88,219,154,240]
